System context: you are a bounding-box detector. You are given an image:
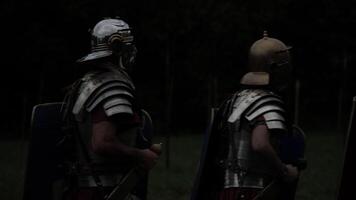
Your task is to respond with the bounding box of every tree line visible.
[0,0,355,138]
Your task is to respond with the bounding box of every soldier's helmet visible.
[240,31,292,90]
[77,17,137,68]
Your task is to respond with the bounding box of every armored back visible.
[223,89,287,188]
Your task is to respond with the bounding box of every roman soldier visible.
[191,31,306,200]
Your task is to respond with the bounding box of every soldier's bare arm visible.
[89,103,160,170]
[251,124,298,182]
[91,119,159,170]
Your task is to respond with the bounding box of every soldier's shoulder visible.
[72,69,136,120]
[243,89,287,131]
[81,68,134,90]
[227,89,285,124]
[236,88,280,98]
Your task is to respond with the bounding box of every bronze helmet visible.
[240,31,292,90]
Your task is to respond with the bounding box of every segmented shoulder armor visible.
[72,68,135,121]
[228,89,286,131]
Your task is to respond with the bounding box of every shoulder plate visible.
[262,112,286,129]
[244,93,286,130]
[245,105,284,121]
[228,89,278,123]
[72,69,135,120]
[227,89,286,130]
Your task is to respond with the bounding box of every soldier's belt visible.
[217,159,248,172]
[72,162,130,175]
[217,159,272,176]
[77,174,124,188]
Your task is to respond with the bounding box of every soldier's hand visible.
[137,149,159,170]
[283,164,299,182]
[150,143,162,155]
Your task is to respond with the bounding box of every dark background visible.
[1,1,355,199]
[1,0,355,138]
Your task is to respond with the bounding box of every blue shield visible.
[23,102,66,200]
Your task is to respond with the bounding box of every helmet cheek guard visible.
[119,44,137,70]
[108,33,123,52]
[269,62,292,91]
[107,33,137,70]
[107,30,134,52]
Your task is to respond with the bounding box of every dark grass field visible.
[0,131,345,200]
[0,140,27,200]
